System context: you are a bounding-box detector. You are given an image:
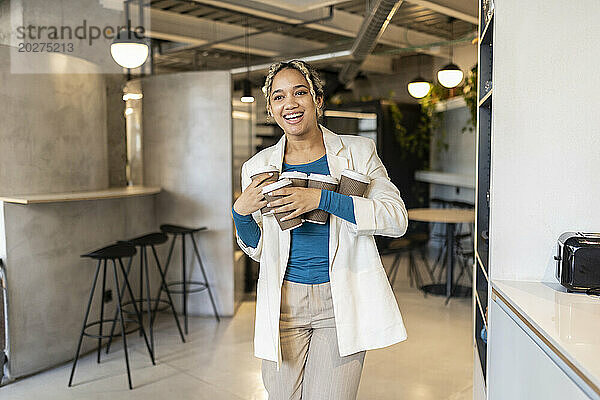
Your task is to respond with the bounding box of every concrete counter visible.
[0,186,161,205]
[0,192,159,381]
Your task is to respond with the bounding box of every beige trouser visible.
[261,280,366,400]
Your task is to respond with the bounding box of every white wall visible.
[430,103,476,204]
[489,0,600,282]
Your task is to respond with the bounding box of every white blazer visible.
[236,125,409,371]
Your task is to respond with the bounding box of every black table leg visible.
[420,221,471,301]
[446,223,456,297]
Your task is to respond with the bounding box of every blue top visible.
[232,154,356,284]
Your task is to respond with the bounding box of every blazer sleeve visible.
[235,161,264,262]
[345,139,409,237]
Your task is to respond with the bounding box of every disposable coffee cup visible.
[304,174,339,224]
[262,179,303,231]
[338,169,370,197]
[250,165,279,182]
[250,165,279,215]
[279,171,308,187]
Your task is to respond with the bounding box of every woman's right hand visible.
[233,173,274,216]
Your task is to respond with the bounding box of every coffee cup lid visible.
[308,173,338,185]
[251,165,279,176]
[262,178,292,194]
[280,171,308,179]
[341,169,370,184]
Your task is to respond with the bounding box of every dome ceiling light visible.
[111,29,149,69]
[408,54,432,99]
[437,17,464,89]
[110,0,149,70]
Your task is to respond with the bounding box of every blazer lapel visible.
[321,126,348,270]
[278,229,290,286]
[268,134,286,172]
[265,135,291,285]
[264,134,290,289]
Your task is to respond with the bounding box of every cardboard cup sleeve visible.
[262,179,303,231]
[304,174,339,224]
[338,169,370,197]
[250,165,279,215]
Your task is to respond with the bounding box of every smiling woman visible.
[231,60,410,400]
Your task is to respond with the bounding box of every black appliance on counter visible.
[555,232,600,293]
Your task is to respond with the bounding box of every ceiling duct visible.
[338,0,402,85]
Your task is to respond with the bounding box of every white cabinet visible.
[488,295,592,399]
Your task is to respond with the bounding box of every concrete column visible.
[0,44,108,195]
[142,71,234,317]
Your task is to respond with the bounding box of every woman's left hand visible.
[266,187,321,221]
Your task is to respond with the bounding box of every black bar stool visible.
[68,243,155,390]
[105,233,186,357]
[155,224,220,335]
[381,233,434,289]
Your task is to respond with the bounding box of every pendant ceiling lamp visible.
[240,18,255,103]
[111,29,149,69]
[408,54,431,99]
[111,1,148,69]
[437,17,464,88]
[241,79,254,103]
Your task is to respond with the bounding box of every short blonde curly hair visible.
[261,60,325,118]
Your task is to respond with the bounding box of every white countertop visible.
[492,280,600,393]
[414,170,475,189]
[0,186,161,204]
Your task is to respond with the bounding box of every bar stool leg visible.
[151,235,176,320]
[409,251,424,288]
[111,259,134,390]
[465,256,473,282]
[116,258,156,366]
[68,259,102,387]
[388,254,397,286]
[97,260,107,364]
[409,252,414,287]
[138,247,144,337]
[142,246,154,354]
[149,245,185,343]
[182,234,188,335]
[435,245,448,283]
[106,256,134,355]
[407,252,414,287]
[389,254,401,287]
[418,247,435,282]
[190,232,220,322]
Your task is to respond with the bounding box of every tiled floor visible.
[0,251,473,399]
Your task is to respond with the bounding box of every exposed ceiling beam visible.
[149,8,328,58]
[186,0,446,57]
[246,0,350,13]
[404,0,478,24]
[160,5,335,56]
[183,0,328,24]
[339,0,403,84]
[229,48,394,76]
